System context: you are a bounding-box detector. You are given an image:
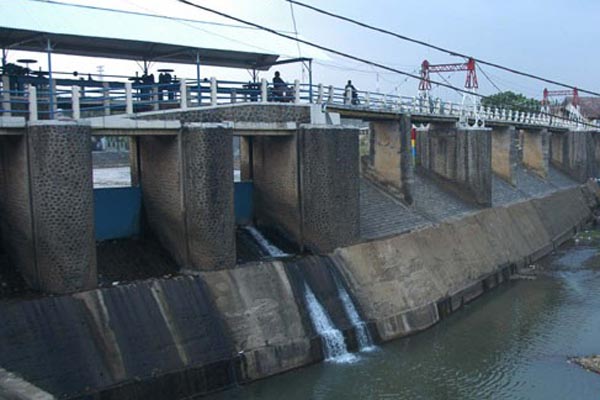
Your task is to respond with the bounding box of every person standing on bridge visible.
[345,80,359,105]
[272,71,286,102]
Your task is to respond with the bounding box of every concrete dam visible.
[1,103,600,399]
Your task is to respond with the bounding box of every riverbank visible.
[0,181,599,399]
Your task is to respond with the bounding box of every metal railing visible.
[0,74,590,130]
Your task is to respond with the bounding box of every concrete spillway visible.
[0,183,599,399]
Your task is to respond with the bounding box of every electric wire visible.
[175,0,598,128]
[285,0,600,98]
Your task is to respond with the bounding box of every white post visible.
[317,83,323,103]
[210,77,217,106]
[365,92,370,107]
[294,79,300,104]
[327,85,334,104]
[125,82,133,114]
[152,84,159,111]
[345,86,352,105]
[180,80,188,110]
[1,75,11,116]
[72,85,80,120]
[260,78,267,103]
[28,85,38,121]
[102,82,110,116]
[230,89,237,104]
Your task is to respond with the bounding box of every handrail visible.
[0,75,588,129]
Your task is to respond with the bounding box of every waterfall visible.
[334,275,375,351]
[303,283,356,363]
[244,226,288,257]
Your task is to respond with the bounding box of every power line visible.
[477,65,502,92]
[285,0,600,98]
[175,0,596,128]
[175,0,482,98]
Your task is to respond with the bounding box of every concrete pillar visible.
[363,115,413,203]
[522,128,549,179]
[239,136,253,181]
[252,125,360,253]
[139,123,235,271]
[129,136,140,187]
[550,130,595,183]
[491,126,517,185]
[0,122,96,294]
[418,123,492,206]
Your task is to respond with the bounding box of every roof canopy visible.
[0,0,326,70]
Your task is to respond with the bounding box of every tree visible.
[481,91,541,113]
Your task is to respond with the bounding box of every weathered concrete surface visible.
[550,130,598,183]
[200,262,319,382]
[491,126,517,185]
[417,123,492,206]
[0,276,235,399]
[333,183,599,341]
[522,128,549,179]
[298,125,360,252]
[139,124,235,270]
[0,368,55,400]
[253,125,360,253]
[0,122,96,294]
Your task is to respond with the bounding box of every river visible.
[206,231,600,400]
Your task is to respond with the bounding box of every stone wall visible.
[138,103,311,124]
[139,124,235,271]
[418,123,492,206]
[299,125,360,252]
[27,123,97,293]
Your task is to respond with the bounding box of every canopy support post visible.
[196,50,201,105]
[47,39,55,119]
[308,59,313,104]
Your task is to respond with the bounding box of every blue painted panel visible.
[94,187,141,241]
[234,181,254,225]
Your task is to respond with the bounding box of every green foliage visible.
[481,91,541,113]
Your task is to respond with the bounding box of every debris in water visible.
[571,355,600,375]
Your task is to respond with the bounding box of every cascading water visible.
[303,283,356,363]
[334,275,375,351]
[244,226,288,257]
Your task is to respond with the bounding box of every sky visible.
[2,0,599,102]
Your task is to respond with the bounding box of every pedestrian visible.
[345,80,359,105]
[273,71,286,102]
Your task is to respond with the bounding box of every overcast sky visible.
[4,0,599,102]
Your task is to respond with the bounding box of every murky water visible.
[206,235,600,400]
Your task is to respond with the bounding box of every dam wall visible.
[0,182,598,398]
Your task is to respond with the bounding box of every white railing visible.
[0,76,589,130]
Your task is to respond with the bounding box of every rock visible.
[571,355,600,375]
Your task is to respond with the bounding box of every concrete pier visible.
[0,122,96,294]
[521,128,549,179]
[362,115,413,203]
[417,123,492,206]
[491,126,518,185]
[139,123,235,271]
[550,130,599,183]
[252,124,360,253]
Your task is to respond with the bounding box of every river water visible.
[206,232,600,400]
